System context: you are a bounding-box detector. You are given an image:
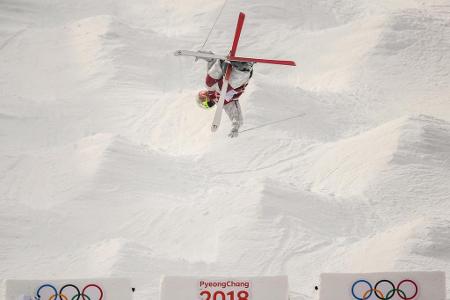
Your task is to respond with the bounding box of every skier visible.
[197,57,254,138]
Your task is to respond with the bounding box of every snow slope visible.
[0,0,449,299]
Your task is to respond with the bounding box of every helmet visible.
[197,90,215,109]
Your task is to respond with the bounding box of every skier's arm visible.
[205,60,224,101]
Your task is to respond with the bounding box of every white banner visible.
[319,272,446,300]
[160,276,288,300]
[2,278,132,300]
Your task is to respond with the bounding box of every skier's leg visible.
[224,100,243,138]
[235,101,243,126]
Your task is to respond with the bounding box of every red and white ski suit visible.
[205,60,251,136]
[205,60,251,104]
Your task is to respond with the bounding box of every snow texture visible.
[0,0,449,300]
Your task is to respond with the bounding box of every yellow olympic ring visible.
[49,294,69,300]
[363,289,384,300]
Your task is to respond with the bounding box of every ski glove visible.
[228,127,239,138]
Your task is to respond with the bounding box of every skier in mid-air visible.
[197,57,254,138]
[175,12,295,136]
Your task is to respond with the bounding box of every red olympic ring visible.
[397,280,418,300]
[82,284,103,300]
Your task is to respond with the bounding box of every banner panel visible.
[161,276,288,300]
[3,278,132,300]
[319,272,446,300]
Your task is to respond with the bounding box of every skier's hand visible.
[228,128,239,138]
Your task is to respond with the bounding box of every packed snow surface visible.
[1,0,450,299]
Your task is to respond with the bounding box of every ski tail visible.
[174,50,226,61]
[230,12,245,58]
[211,76,230,132]
[229,55,296,66]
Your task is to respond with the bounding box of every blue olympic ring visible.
[36,284,58,300]
[352,280,373,300]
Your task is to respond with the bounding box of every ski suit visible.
[205,59,252,136]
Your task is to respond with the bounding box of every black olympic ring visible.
[374,280,396,300]
[351,279,418,300]
[35,283,103,300]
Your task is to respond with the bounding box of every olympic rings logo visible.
[35,283,103,300]
[351,279,418,300]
